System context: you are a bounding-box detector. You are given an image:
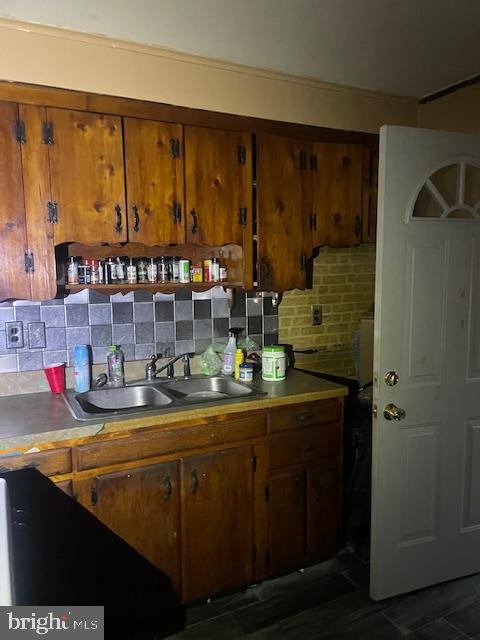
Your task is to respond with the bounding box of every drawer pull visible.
[163,476,172,501]
[297,412,314,422]
[303,446,314,453]
[191,469,199,495]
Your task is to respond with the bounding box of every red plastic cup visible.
[44,363,66,394]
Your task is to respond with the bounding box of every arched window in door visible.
[412,161,480,219]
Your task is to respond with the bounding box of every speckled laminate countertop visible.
[0,370,347,454]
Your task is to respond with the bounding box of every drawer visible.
[268,399,342,434]
[0,448,72,476]
[76,413,266,471]
[268,424,341,469]
[222,414,266,443]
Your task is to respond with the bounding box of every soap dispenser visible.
[221,327,243,376]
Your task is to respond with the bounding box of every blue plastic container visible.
[73,345,91,393]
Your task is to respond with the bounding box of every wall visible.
[0,287,277,380]
[0,19,417,134]
[0,18,416,390]
[418,84,480,133]
[278,245,376,376]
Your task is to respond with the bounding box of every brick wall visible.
[278,245,376,376]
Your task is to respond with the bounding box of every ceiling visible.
[0,0,479,98]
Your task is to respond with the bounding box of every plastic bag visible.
[238,336,261,352]
[199,344,223,376]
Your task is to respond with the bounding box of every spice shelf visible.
[65,282,240,295]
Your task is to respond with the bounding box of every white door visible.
[371,125,480,600]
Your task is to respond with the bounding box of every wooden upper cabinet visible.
[124,118,185,245]
[0,102,56,301]
[0,101,31,301]
[46,108,127,244]
[19,104,56,301]
[184,126,252,246]
[90,462,181,593]
[313,143,364,248]
[180,446,254,602]
[256,133,311,291]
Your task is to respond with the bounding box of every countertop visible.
[0,370,347,454]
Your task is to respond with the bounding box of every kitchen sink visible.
[155,376,258,402]
[63,375,264,421]
[63,385,173,421]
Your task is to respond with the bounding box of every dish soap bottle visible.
[107,345,125,387]
[221,328,243,376]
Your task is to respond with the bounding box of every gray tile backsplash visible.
[0,288,278,372]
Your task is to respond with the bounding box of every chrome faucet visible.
[145,352,194,381]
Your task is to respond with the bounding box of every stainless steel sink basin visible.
[155,376,258,402]
[63,385,173,420]
[63,375,264,421]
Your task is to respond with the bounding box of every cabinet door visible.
[180,446,254,602]
[124,118,185,245]
[306,463,342,563]
[267,468,306,576]
[46,108,127,244]
[184,126,252,246]
[256,133,311,291]
[0,101,31,300]
[313,143,364,247]
[19,104,57,301]
[89,462,181,592]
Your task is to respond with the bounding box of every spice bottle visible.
[137,259,148,283]
[203,259,212,283]
[219,257,228,282]
[158,256,168,283]
[171,257,179,282]
[211,257,220,282]
[147,257,158,283]
[116,257,126,283]
[127,258,137,284]
[179,258,190,283]
[67,256,79,285]
[191,262,203,283]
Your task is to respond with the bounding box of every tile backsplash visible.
[0,288,278,373]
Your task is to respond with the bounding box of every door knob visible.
[383,404,406,421]
[384,371,399,386]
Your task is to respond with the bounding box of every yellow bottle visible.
[234,349,244,380]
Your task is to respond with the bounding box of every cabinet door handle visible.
[190,208,198,235]
[354,215,361,238]
[163,476,172,501]
[132,205,140,232]
[297,411,314,422]
[313,213,317,231]
[90,487,98,506]
[115,204,123,234]
[190,469,199,495]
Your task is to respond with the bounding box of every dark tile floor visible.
[166,549,480,639]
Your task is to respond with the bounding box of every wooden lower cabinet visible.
[266,461,341,577]
[75,461,181,593]
[267,468,306,574]
[180,446,255,602]
[67,398,343,603]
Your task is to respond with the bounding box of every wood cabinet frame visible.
[1,396,344,603]
[0,80,378,300]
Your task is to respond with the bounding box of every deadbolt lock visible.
[383,404,406,421]
[384,371,399,386]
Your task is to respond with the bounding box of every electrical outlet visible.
[6,321,23,349]
[311,305,322,326]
